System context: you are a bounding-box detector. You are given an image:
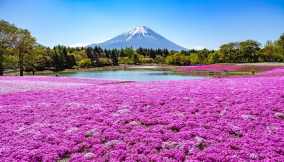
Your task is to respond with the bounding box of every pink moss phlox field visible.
[178,64,242,72]
[257,68,284,77]
[0,76,117,94]
[0,75,284,161]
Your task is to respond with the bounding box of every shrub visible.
[189,53,201,65]
[99,58,112,66]
[78,59,92,68]
[165,53,190,65]
[141,57,154,64]
[154,56,165,64]
[119,57,132,64]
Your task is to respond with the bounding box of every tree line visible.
[1,19,284,76]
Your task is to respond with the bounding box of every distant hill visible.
[88,26,186,51]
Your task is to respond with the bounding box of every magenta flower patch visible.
[178,64,242,72]
[0,75,283,161]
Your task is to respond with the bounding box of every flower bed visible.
[177,64,284,75]
[257,68,284,76]
[178,64,242,73]
[0,76,118,94]
[0,76,283,161]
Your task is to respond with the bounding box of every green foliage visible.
[51,45,76,71]
[154,56,165,64]
[217,40,261,63]
[78,58,92,68]
[1,19,284,74]
[99,58,112,66]
[17,29,36,75]
[71,50,88,65]
[110,49,119,66]
[165,53,190,65]
[239,40,261,63]
[3,55,18,69]
[124,48,136,58]
[140,57,154,64]
[260,41,282,62]
[86,46,102,66]
[136,48,169,58]
[131,53,141,64]
[119,57,132,64]
[207,52,220,64]
[24,45,52,71]
[0,20,36,75]
[275,33,284,60]
[218,42,239,63]
[188,53,200,65]
[119,48,142,64]
[0,20,17,74]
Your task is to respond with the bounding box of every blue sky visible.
[0,0,284,49]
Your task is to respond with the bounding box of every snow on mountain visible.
[88,26,186,51]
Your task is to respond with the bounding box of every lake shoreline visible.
[3,64,177,76]
[3,63,284,77]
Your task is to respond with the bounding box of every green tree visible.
[78,58,92,68]
[132,53,141,64]
[85,46,102,66]
[218,42,239,63]
[260,41,281,62]
[239,40,261,63]
[165,53,190,65]
[111,49,119,66]
[0,20,36,76]
[52,46,65,71]
[71,49,88,65]
[189,53,201,65]
[93,46,102,66]
[276,33,284,49]
[51,45,76,71]
[275,33,284,61]
[154,55,165,64]
[122,48,140,64]
[24,45,47,73]
[0,20,19,75]
[207,51,220,64]
[16,29,36,76]
[124,48,136,58]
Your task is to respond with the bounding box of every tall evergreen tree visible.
[111,49,119,66]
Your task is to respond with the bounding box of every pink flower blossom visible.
[0,75,283,161]
[178,64,241,72]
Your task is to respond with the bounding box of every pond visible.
[61,70,206,81]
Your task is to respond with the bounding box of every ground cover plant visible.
[0,69,284,161]
[177,64,284,77]
[178,64,242,72]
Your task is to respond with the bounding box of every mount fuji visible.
[88,26,186,51]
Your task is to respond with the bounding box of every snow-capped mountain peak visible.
[88,26,186,51]
[128,26,149,36]
[126,26,152,41]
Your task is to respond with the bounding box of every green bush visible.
[3,55,18,69]
[78,59,92,68]
[165,53,190,65]
[119,57,132,64]
[189,53,201,65]
[154,56,165,64]
[99,58,112,66]
[141,57,154,64]
[131,53,141,64]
